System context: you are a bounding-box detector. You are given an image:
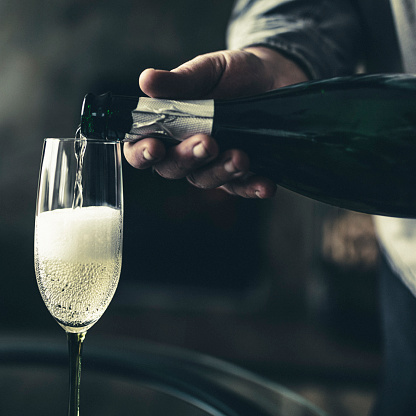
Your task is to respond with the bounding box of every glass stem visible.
[67,331,87,416]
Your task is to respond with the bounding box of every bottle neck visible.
[80,92,137,141]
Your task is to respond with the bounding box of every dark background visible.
[0,1,381,414]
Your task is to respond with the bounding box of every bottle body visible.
[80,74,416,217]
[212,74,416,217]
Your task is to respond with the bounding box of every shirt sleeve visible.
[226,0,364,79]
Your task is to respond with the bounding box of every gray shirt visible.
[227,0,402,76]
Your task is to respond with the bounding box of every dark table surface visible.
[0,334,327,416]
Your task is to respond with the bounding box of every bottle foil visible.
[125,97,214,142]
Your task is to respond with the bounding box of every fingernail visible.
[143,148,156,161]
[224,159,239,174]
[193,143,209,159]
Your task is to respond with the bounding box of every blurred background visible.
[0,1,382,414]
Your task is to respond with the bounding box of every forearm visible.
[244,46,309,88]
[227,0,363,79]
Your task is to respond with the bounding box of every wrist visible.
[244,46,309,89]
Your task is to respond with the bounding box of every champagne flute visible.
[34,138,123,416]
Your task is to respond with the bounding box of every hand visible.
[124,47,308,198]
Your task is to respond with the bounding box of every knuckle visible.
[187,173,211,189]
[154,157,189,179]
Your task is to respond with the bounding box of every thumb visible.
[139,52,227,99]
[139,49,277,100]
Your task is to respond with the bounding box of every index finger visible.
[123,137,166,169]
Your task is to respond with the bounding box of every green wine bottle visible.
[80,74,416,218]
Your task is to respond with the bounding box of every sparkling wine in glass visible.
[34,138,123,415]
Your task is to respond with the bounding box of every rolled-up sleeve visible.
[227,0,363,79]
